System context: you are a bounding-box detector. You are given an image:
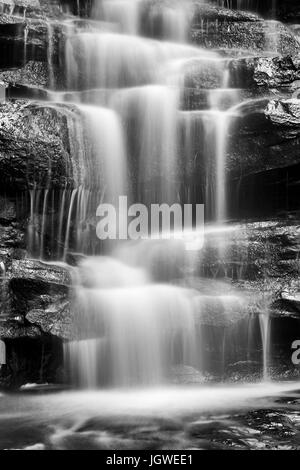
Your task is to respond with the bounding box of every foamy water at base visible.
[1,383,300,450]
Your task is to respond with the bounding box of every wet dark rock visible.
[0,259,73,340]
[8,258,71,285]
[277,0,300,24]
[26,301,72,340]
[198,219,300,319]
[0,13,23,24]
[192,3,261,24]
[191,19,300,56]
[0,196,16,223]
[207,0,300,24]
[265,99,300,127]
[244,409,297,438]
[0,247,26,267]
[227,99,300,179]
[39,0,92,19]
[0,16,50,68]
[0,224,24,248]
[228,56,300,90]
[0,0,41,12]
[0,333,64,389]
[0,100,84,190]
[0,61,48,88]
[187,419,234,437]
[0,321,41,339]
[0,196,25,249]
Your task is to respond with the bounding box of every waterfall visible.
[47,22,55,90]
[65,257,198,387]
[40,189,49,260]
[59,1,243,387]
[93,0,141,35]
[111,85,179,204]
[145,1,191,42]
[63,189,78,261]
[29,0,275,388]
[215,113,229,223]
[0,340,6,367]
[79,105,127,201]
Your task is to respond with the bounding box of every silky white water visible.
[65,256,200,387]
[23,0,279,388]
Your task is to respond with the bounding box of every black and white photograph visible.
[1,0,300,454]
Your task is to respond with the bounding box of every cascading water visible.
[23,0,278,387]
[92,0,141,35]
[65,257,199,387]
[60,0,251,387]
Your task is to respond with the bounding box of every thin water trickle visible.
[259,312,272,381]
